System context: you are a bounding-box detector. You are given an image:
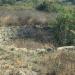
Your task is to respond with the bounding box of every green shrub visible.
[36,1,49,12]
[54,11,75,46]
[36,1,57,12]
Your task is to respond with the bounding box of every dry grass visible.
[0,45,75,75]
[0,9,56,26]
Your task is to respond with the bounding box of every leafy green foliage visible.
[36,1,58,12]
[54,8,75,46]
[36,1,49,12]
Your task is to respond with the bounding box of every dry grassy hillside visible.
[0,1,75,75]
[0,45,75,75]
[0,9,56,26]
[0,9,57,48]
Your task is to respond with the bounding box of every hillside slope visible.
[0,45,75,75]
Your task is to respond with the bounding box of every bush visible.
[54,12,75,46]
[36,1,49,12]
[36,1,57,12]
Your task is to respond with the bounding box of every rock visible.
[57,46,75,51]
[36,48,46,52]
